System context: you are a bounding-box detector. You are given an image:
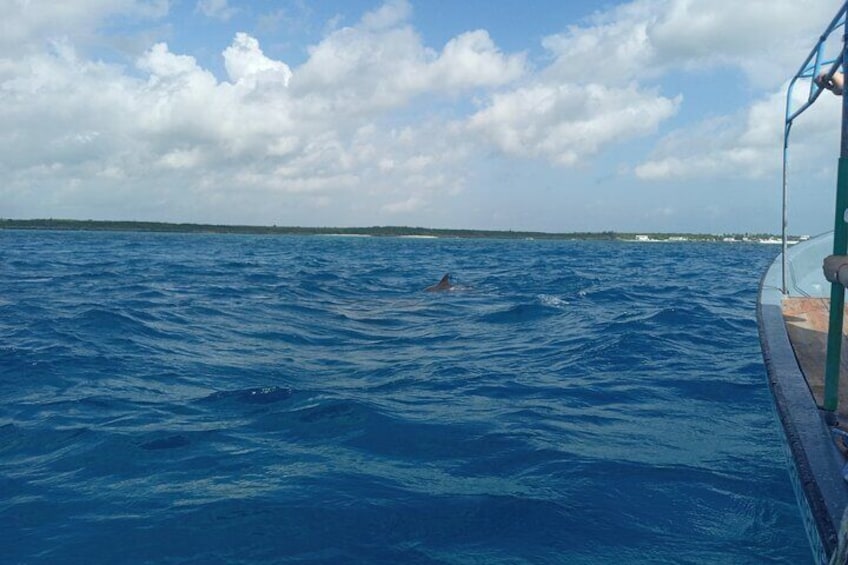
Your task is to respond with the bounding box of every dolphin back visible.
[425,273,452,292]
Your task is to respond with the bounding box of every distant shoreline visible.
[0,218,801,243]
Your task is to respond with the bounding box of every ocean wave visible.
[202,386,294,405]
[0,232,804,563]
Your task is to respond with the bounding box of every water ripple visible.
[0,232,807,564]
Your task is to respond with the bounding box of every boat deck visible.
[783,297,848,422]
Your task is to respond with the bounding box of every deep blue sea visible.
[1,230,810,564]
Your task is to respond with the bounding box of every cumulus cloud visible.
[541,0,841,86]
[636,83,842,181]
[645,0,842,85]
[293,4,525,111]
[223,32,292,87]
[528,0,843,182]
[1,0,496,224]
[1,0,168,54]
[1,0,845,229]
[431,30,526,90]
[470,83,680,165]
[463,0,839,170]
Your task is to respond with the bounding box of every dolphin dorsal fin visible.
[425,273,453,292]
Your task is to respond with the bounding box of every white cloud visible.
[645,0,842,85]
[635,81,842,181]
[541,0,842,87]
[540,2,655,83]
[361,0,412,31]
[1,0,846,231]
[527,0,843,183]
[223,32,293,87]
[633,112,768,181]
[158,147,206,169]
[0,0,168,54]
[0,1,490,223]
[195,0,237,21]
[470,83,680,165]
[430,30,526,90]
[293,4,525,110]
[463,0,837,170]
[139,42,208,79]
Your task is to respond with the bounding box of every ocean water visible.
[0,230,809,564]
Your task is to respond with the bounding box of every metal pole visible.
[782,122,791,294]
[822,25,848,421]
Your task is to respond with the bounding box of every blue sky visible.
[1,0,846,234]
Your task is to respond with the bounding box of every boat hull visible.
[758,232,848,563]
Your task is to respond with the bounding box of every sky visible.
[2,0,848,234]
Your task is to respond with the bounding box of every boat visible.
[758,3,848,564]
[759,233,848,564]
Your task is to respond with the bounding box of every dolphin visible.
[425,273,453,292]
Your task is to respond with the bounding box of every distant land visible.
[0,218,801,243]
